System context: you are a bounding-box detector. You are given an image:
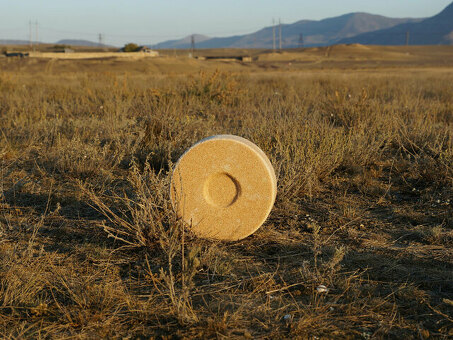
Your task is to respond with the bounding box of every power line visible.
[37,25,266,40]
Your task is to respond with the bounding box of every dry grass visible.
[0,50,452,338]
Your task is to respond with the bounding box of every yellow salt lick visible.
[170,135,277,241]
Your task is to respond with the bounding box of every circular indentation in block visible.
[170,135,277,241]
[204,172,240,208]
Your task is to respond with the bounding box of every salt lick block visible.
[170,135,277,241]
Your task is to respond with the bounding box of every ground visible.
[0,46,452,339]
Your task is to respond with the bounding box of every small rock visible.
[361,331,371,340]
[316,285,329,293]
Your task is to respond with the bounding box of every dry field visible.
[0,46,452,339]
[26,52,159,60]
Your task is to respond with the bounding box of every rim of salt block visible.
[170,135,277,241]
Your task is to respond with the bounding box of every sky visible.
[1,0,452,46]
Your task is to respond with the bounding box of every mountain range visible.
[339,2,453,45]
[0,39,34,45]
[55,39,111,47]
[154,2,453,49]
[154,14,423,49]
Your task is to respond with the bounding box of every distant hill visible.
[55,39,111,47]
[0,39,31,45]
[0,39,112,48]
[154,13,422,49]
[339,2,453,45]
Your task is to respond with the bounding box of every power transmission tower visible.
[278,19,282,50]
[272,19,276,51]
[98,33,103,47]
[298,33,304,48]
[405,31,410,46]
[29,20,32,49]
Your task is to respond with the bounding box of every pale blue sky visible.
[1,0,451,46]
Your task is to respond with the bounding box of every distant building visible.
[137,46,152,53]
[54,48,74,53]
[199,55,253,63]
[3,51,29,58]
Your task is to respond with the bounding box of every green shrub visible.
[122,43,139,52]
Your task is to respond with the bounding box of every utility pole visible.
[278,19,282,50]
[298,33,304,48]
[191,34,195,56]
[272,19,276,51]
[405,31,410,46]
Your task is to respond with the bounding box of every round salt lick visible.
[170,135,277,241]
